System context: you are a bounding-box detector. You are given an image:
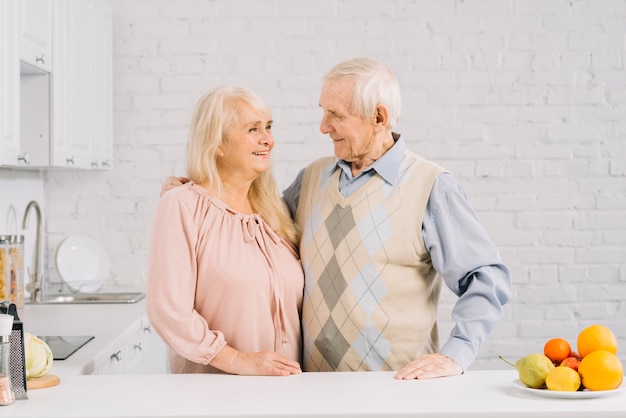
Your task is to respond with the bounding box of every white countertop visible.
[0,370,624,417]
[3,301,625,417]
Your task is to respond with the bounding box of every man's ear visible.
[374,105,389,131]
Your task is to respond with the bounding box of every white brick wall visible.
[10,0,626,369]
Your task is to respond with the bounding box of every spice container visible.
[0,236,24,309]
[8,236,24,309]
[0,314,15,406]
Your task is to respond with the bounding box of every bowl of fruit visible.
[500,324,624,399]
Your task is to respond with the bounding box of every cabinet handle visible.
[110,350,122,362]
[36,54,45,65]
[134,343,143,352]
[17,153,30,165]
[91,161,99,168]
[143,325,152,334]
[102,160,111,168]
[66,156,75,165]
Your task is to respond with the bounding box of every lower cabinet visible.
[92,316,169,375]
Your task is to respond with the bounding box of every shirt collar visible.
[334,132,406,186]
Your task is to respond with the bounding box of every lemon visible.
[545,366,581,391]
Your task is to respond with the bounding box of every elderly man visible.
[282,57,511,379]
[162,57,512,380]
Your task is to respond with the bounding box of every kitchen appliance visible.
[37,336,94,360]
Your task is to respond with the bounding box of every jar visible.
[0,236,24,308]
[8,236,24,308]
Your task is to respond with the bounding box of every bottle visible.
[0,314,15,406]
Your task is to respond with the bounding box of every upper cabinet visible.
[20,0,53,73]
[0,0,20,165]
[51,0,113,169]
[0,0,113,170]
[20,63,50,167]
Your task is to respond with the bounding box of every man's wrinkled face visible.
[318,79,378,165]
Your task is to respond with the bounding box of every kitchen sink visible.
[30,292,146,304]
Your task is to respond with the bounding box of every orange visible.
[544,338,571,363]
[578,350,624,391]
[577,325,618,358]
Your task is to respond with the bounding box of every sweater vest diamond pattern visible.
[296,153,445,371]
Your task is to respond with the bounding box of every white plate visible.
[55,234,110,293]
[513,379,625,399]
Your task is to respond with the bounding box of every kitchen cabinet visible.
[20,298,169,376]
[0,0,113,169]
[0,0,20,166]
[19,0,53,73]
[90,0,114,169]
[19,64,50,167]
[16,0,53,168]
[92,316,168,375]
[1,0,52,168]
[141,320,169,373]
[51,0,113,169]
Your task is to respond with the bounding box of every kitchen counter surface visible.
[0,370,624,417]
[3,301,625,417]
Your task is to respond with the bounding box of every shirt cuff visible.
[439,336,477,372]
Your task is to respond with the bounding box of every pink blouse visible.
[146,182,304,373]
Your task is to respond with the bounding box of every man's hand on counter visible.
[394,353,463,380]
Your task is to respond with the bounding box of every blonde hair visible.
[323,57,401,130]
[186,86,298,245]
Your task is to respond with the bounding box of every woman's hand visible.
[211,345,302,376]
[235,351,302,376]
[160,176,189,196]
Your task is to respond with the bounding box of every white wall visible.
[0,170,44,234]
[4,0,626,369]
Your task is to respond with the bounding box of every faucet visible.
[22,201,43,303]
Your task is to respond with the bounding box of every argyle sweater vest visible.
[295,151,447,371]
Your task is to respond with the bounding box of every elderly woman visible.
[147,86,303,376]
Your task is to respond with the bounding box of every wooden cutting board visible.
[27,374,61,390]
